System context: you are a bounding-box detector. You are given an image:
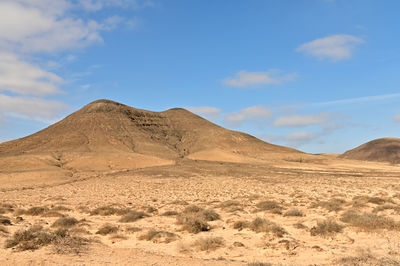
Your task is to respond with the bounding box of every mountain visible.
[0,99,301,171]
[340,137,400,164]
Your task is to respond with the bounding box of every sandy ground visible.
[1,158,400,265]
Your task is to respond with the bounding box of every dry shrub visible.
[68,228,91,236]
[41,211,64,217]
[201,209,220,221]
[248,262,272,266]
[182,205,220,221]
[109,234,128,241]
[352,196,391,208]
[5,225,54,250]
[183,205,203,213]
[138,229,178,243]
[367,197,388,205]
[0,203,14,214]
[341,211,400,231]
[337,250,400,266]
[4,225,87,253]
[96,224,118,235]
[119,211,149,223]
[90,206,131,216]
[192,237,225,251]
[52,217,79,228]
[311,198,346,212]
[373,205,400,214]
[17,206,49,216]
[161,211,179,216]
[249,218,287,237]
[176,213,210,234]
[217,200,243,212]
[233,220,250,231]
[0,216,12,225]
[52,233,89,254]
[284,209,304,217]
[293,222,307,229]
[0,225,9,235]
[126,227,142,233]
[51,205,71,211]
[256,201,283,214]
[170,200,189,205]
[310,220,343,236]
[142,206,158,213]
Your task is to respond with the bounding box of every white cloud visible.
[0,1,105,53]
[0,0,150,123]
[393,114,400,122]
[273,113,328,127]
[79,0,155,11]
[261,131,319,147]
[314,93,400,106]
[0,52,63,96]
[186,106,221,120]
[224,105,273,127]
[0,94,68,121]
[284,131,318,146]
[296,34,364,61]
[222,70,297,88]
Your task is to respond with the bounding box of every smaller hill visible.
[340,137,400,164]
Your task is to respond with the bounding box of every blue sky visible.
[0,0,399,153]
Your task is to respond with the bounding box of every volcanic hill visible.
[0,99,301,172]
[340,137,400,164]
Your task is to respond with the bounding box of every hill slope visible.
[340,137,400,164]
[0,100,300,170]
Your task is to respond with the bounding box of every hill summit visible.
[340,137,400,164]
[0,99,300,171]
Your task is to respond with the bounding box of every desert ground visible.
[1,157,400,265]
[1,100,400,265]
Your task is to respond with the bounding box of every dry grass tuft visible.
[310,220,343,236]
[336,250,400,266]
[181,205,220,221]
[0,225,9,235]
[183,205,203,213]
[0,216,12,225]
[192,236,225,251]
[96,224,118,235]
[52,217,79,228]
[284,209,304,217]
[311,198,346,212]
[52,233,89,254]
[126,227,142,233]
[138,229,178,243]
[233,220,250,231]
[176,213,210,234]
[51,205,71,212]
[249,217,287,237]
[5,225,88,253]
[90,206,131,216]
[0,203,14,214]
[373,204,400,214]
[341,211,400,231]
[256,201,284,214]
[109,234,128,241]
[293,222,307,229]
[352,196,392,208]
[161,211,179,216]
[17,206,49,216]
[41,211,64,217]
[217,200,243,212]
[247,262,272,266]
[119,211,149,223]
